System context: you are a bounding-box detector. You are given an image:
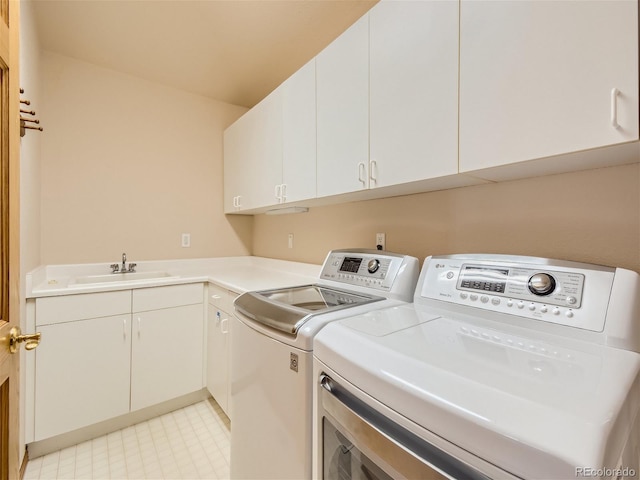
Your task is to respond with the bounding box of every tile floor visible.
[24,398,230,480]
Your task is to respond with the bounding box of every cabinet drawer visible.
[36,291,131,326]
[133,283,203,312]
[208,283,239,313]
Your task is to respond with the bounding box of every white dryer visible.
[313,254,640,479]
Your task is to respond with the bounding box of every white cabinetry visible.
[369,1,459,188]
[131,284,204,411]
[33,284,204,440]
[224,90,283,212]
[281,59,316,204]
[34,291,131,440]
[316,14,369,197]
[206,284,238,417]
[459,0,639,174]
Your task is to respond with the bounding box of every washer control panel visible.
[421,255,615,332]
[321,251,402,291]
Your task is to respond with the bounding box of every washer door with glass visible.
[234,284,382,335]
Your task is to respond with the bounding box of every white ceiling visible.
[29,0,377,108]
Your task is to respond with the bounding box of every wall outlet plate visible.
[181,233,191,248]
[376,233,386,251]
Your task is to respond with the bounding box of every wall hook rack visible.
[19,88,43,137]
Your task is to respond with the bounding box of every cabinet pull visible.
[221,318,229,334]
[611,88,620,129]
[137,317,141,338]
[123,318,127,340]
[211,294,222,300]
[358,162,366,186]
[275,184,282,203]
[369,160,377,185]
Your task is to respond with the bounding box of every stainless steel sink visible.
[70,271,177,285]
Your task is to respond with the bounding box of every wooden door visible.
[0,0,21,478]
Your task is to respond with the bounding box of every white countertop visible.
[26,256,321,298]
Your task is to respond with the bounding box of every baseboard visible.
[19,447,28,480]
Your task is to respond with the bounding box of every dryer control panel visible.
[420,254,615,332]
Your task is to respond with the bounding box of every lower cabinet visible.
[206,305,230,415]
[131,304,204,411]
[206,283,238,417]
[35,314,132,440]
[33,284,205,441]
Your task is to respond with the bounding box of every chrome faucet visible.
[110,253,136,273]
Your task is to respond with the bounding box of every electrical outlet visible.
[376,233,386,251]
[288,233,294,249]
[181,233,191,248]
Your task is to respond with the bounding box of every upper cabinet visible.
[369,0,459,188]
[316,14,370,197]
[224,60,316,213]
[223,0,639,214]
[459,0,639,174]
[281,59,317,204]
[224,89,283,213]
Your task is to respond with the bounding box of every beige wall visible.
[253,163,640,272]
[40,52,252,264]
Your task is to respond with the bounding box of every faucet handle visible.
[110,263,120,273]
[128,263,137,272]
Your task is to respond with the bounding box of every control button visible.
[446,271,454,280]
[471,329,479,336]
[481,333,490,340]
[491,298,500,306]
[480,296,489,304]
[507,300,513,307]
[540,306,548,313]
[460,327,469,334]
[567,296,577,305]
[528,273,557,296]
[460,293,468,300]
[367,259,380,274]
[517,301,525,309]
[528,304,535,311]
[566,310,574,319]
[470,294,478,301]
[553,308,560,316]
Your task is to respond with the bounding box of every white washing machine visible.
[230,249,419,479]
[313,254,640,479]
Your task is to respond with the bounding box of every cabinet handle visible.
[275,184,282,203]
[611,88,620,129]
[211,294,222,300]
[369,160,377,185]
[220,318,229,334]
[358,162,366,186]
[123,318,127,340]
[281,184,287,203]
[137,317,141,338]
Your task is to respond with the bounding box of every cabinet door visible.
[131,304,204,411]
[459,0,639,173]
[316,14,369,197]
[369,1,458,187]
[206,305,230,416]
[223,91,283,212]
[281,59,316,203]
[223,117,248,213]
[34,315,131,440]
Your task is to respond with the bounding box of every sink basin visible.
[70,271,176,285]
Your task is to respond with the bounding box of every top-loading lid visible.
[234,284,383,335]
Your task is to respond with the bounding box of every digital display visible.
[340,257,363,273]
[460,266,508,293]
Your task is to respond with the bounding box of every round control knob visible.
[528,273,556,296]
[367,259,380,274]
